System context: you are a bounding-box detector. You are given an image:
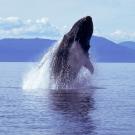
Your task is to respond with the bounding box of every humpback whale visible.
[51,16,94,88]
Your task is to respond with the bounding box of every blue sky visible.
[0,0,135,41]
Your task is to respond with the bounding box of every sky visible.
[0,0,135,42]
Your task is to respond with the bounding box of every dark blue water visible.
[0,63,135,135]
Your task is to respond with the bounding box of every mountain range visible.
[0,36,135,62]
[91,36,135,62]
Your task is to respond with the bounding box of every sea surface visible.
[0,62,135,135]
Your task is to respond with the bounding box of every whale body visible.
[51,16,94,88]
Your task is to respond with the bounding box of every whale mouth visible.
[69,16,93,53]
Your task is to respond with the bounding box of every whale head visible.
[67,16,93,53]
[65,16,94,73]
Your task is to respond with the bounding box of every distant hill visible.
[119,41,135,50]
[91,36,135,62]
[0,37,135,62]
[0,38,55,62]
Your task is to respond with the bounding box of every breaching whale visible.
[51,16,94,88]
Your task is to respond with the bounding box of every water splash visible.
[22,41,93,90]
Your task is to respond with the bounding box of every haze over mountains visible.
[0,36,135,62]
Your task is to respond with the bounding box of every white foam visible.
[22,41,93,90]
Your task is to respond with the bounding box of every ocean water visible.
[0,62,135,135]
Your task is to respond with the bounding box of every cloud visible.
[94,28,135,42]
[0,17,61,39]
[0,17,135,42]
[110,30,135,42]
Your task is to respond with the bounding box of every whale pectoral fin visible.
[84,59,94,74]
